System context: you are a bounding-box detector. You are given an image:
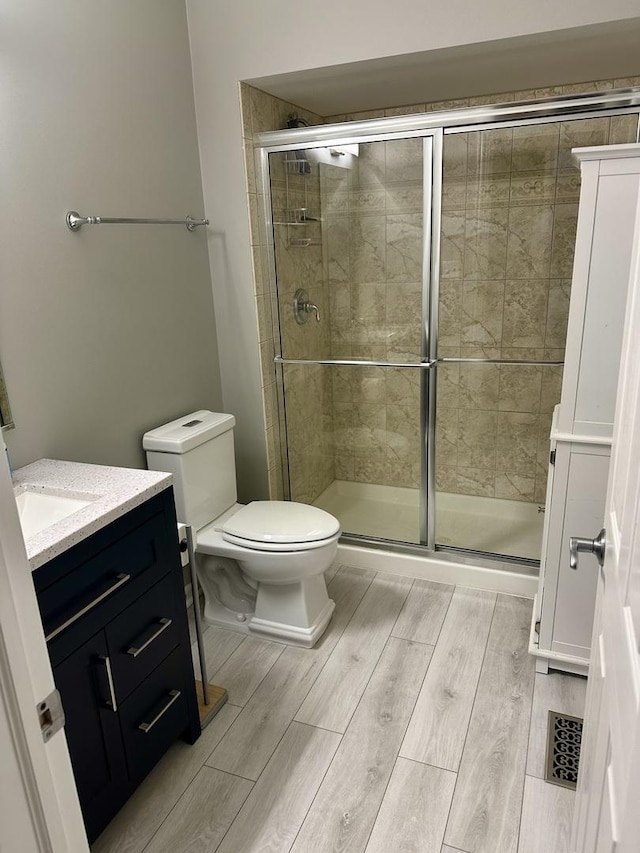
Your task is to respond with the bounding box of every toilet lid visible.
[221,501,340,546]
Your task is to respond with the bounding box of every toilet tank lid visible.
[142,411,235,454]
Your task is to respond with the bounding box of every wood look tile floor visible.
[93,565,587,853]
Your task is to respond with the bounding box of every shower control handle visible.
[569,528,606,570]
[294,289,320,324]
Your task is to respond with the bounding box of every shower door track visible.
[256,88,640,149]
[339,532,541,573]
[257,87,640,565]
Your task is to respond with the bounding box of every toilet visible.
[143,411,340,647]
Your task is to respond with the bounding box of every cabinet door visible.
[54,630,128,842]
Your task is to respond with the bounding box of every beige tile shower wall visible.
[326,76,639,504]
[239,84,333,503]
[322,140,423,488]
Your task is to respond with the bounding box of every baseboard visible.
[337,542,537,598]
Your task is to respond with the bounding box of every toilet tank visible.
[143,410,237,530]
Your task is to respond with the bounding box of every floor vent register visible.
[545,710,583,790]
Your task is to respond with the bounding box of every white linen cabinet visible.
[531,143,640,675]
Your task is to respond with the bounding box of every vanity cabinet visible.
[33,488,200,843]
[531,144,640,674]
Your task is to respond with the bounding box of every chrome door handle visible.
[569,529,606,569]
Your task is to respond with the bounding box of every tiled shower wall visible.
[242,76,639,505]
[324,78,638,504]
[434,114,638,503]
[239,84,332,503]
[322,140,424,488]
[271,152,335,504]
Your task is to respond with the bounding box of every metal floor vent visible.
[545,710,583,790]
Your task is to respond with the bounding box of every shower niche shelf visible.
[273,208,322,225]
[289,237,322,247]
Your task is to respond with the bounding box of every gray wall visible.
[0,0,222,471]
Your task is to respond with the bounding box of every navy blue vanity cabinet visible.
[33,488,200,844]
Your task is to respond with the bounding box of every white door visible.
[0,439,89,852]
[571,192,640,851]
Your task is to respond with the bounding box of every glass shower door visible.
[434,113,639,561]
[268,134,435,544]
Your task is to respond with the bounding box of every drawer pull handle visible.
[98,655,118,712]
[45,573,132,642]
[126,618,173,657]
[138,690,181,733]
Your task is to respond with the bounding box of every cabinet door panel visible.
[55,630,128,842]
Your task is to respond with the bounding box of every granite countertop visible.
[14,459,172,570]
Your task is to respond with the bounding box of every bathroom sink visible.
[14,485,98,540]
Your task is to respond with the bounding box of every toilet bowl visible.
[143,411,340,647]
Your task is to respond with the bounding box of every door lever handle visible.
[569,528,606,570]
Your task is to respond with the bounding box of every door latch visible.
[37,689,65,743]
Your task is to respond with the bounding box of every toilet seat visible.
[221,501,340,551]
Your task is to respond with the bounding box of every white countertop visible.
[14,459,172,570]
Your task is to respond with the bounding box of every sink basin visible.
[14,485,99,540]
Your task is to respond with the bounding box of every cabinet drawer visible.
[119,647,188,785]
[107,574,183,703]
[39,511,174,663]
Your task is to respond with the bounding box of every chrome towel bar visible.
[65,211,209,232]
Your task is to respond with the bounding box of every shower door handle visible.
[274,356,437,369]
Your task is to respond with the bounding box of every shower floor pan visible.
[313,480,544,561]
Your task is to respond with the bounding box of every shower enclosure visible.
[257,90,640,566]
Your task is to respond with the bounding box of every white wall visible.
[0,0,222,471]
[186,0,640,500]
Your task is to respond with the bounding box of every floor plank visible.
[216,722,341,853]
[191,624,244,682]
[209,636,285,706]
[290,637,433,853]
[526,671,587,779]
[143,766,252,853]
[441,847,468,852]
[444,595,535,853]
[325,561,341,584]
[295,572,414,732]
[92,703,241,853]
[517,775,575,853]
[206,566,374,780]
[392,579,454,646]
[365,758,456,853]
[400,587,496,771]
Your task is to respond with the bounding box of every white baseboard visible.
[336,543,537,598]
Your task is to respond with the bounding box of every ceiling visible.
[246,18,640,116]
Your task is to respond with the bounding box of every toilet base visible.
[203,595,252,634]
[249,598,335,647]
[201,573,335,648]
